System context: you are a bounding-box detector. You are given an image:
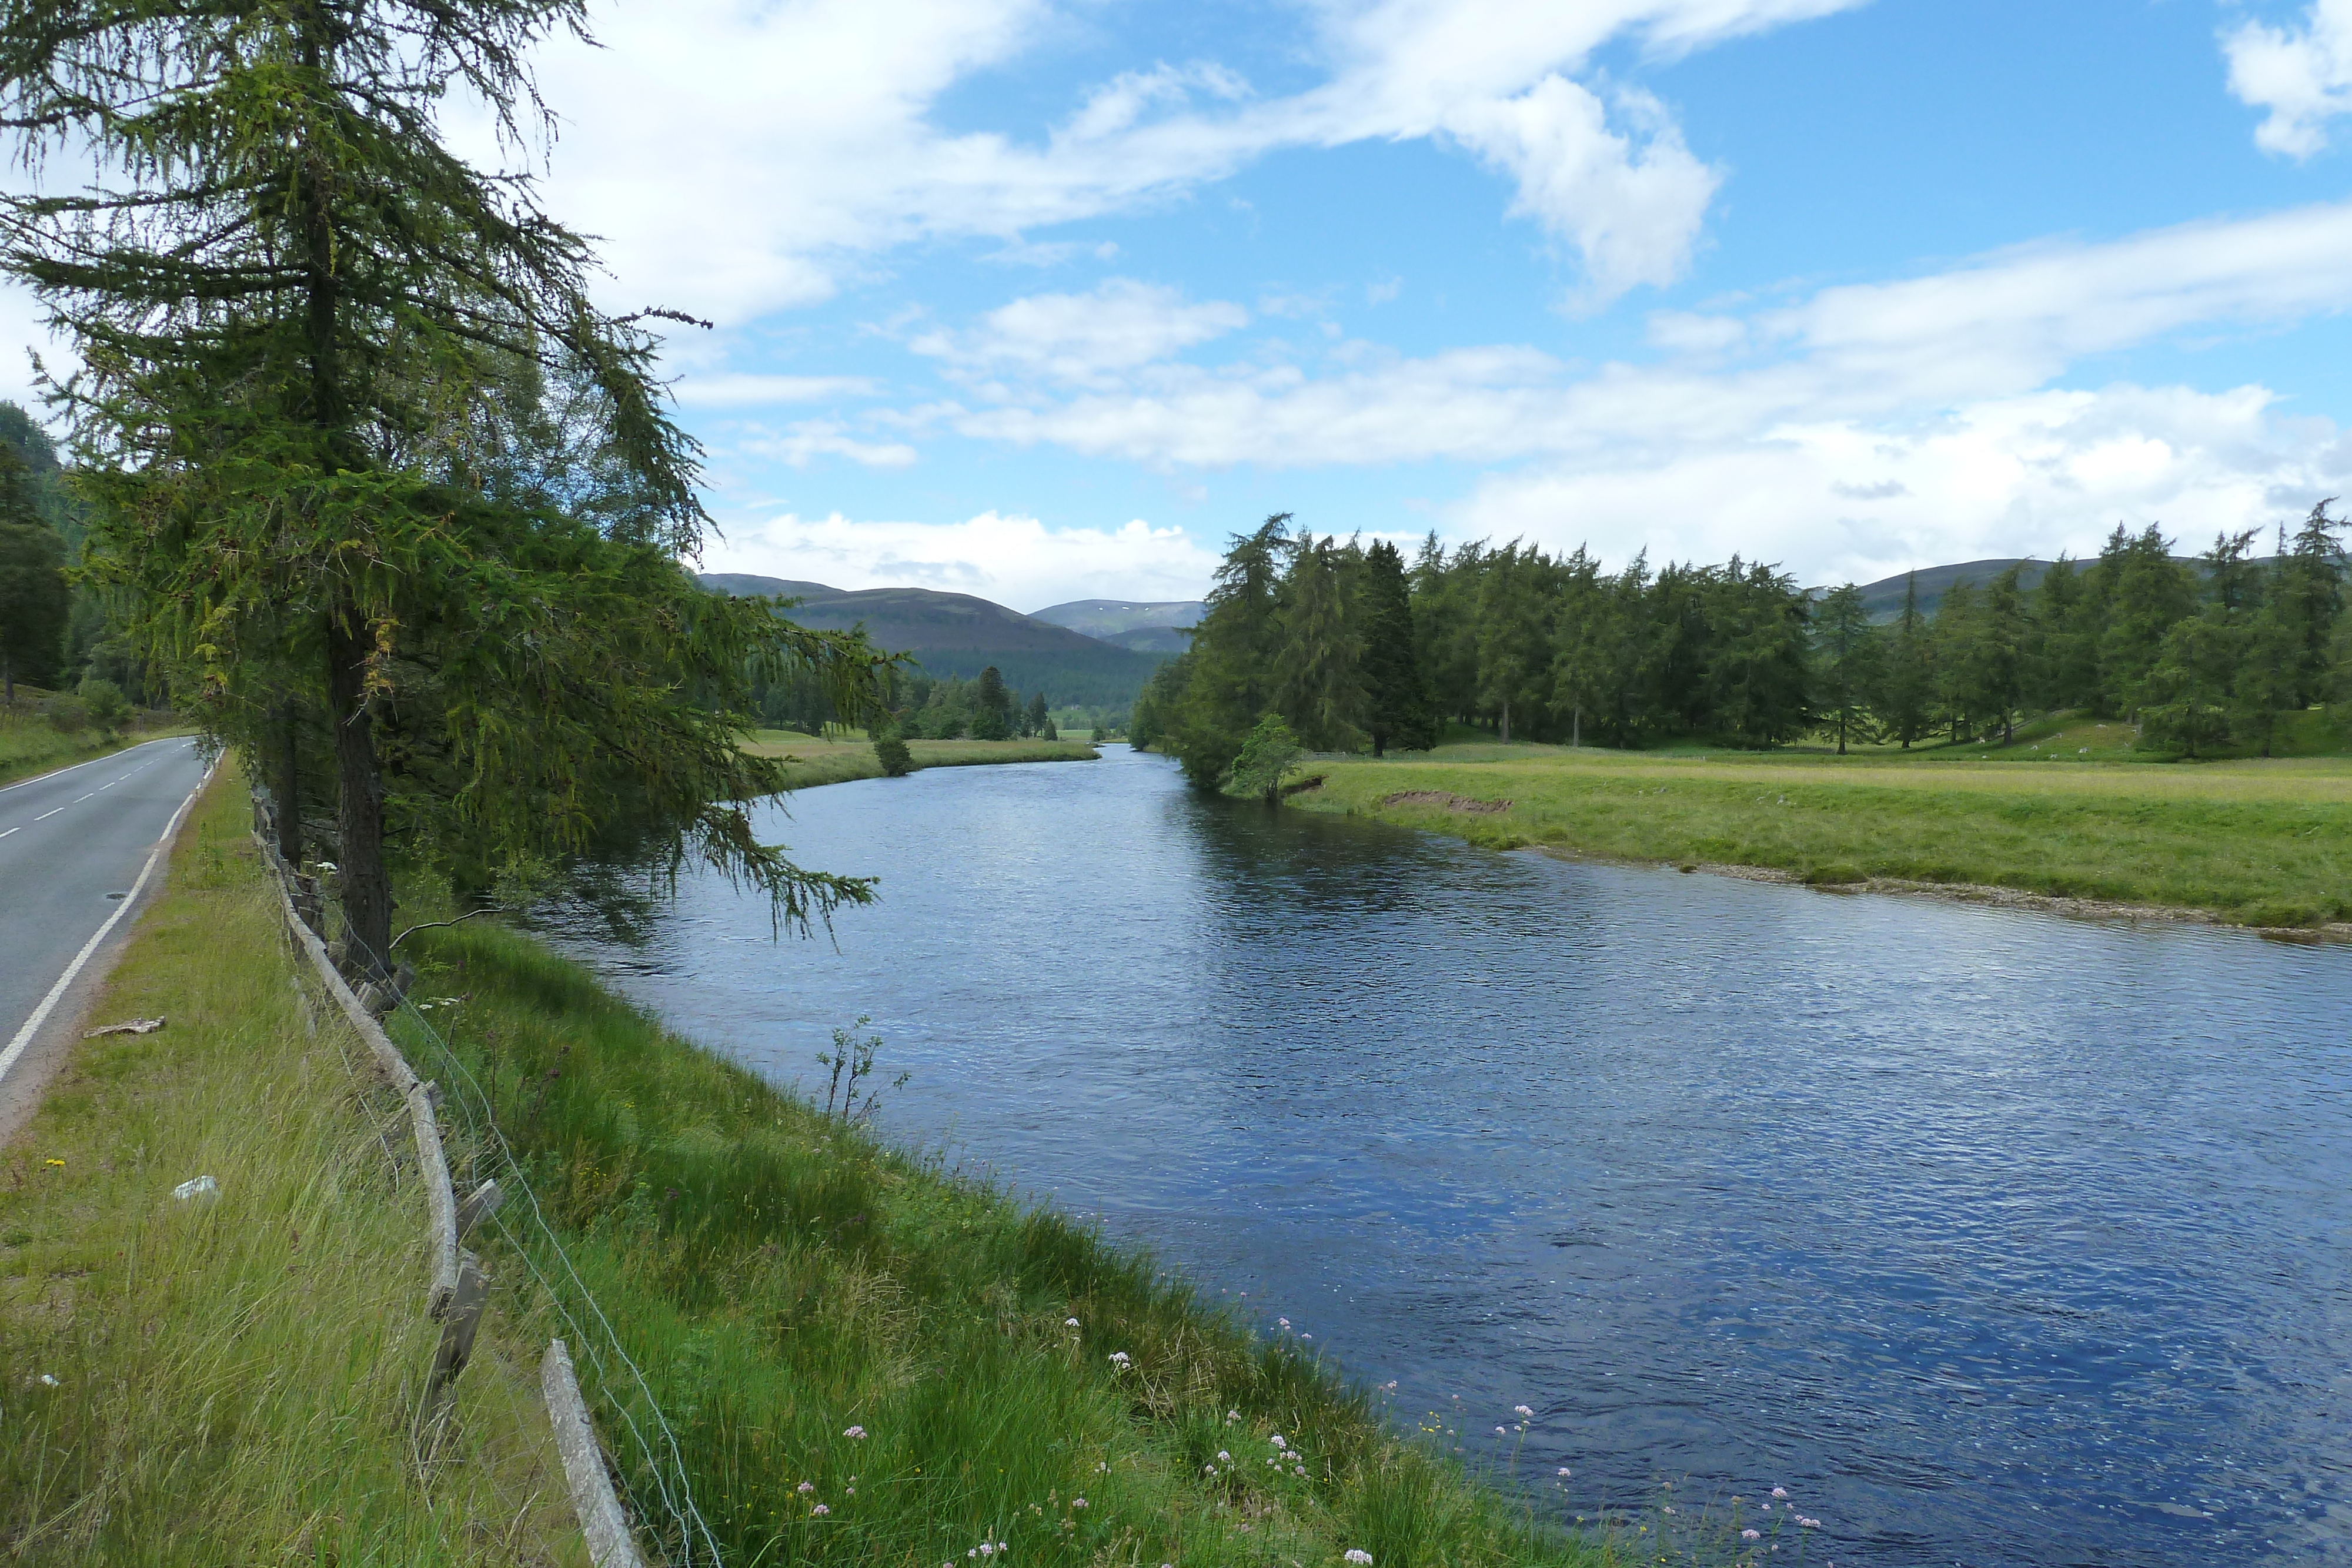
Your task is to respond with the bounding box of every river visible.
[533,745,2352,1567]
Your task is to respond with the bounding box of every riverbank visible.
[0,766,584,1564]
[1287,743,2352,932]
[746,727,1098,788]
[392,914,1655,1568]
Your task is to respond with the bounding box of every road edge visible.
[0,747,215,1149]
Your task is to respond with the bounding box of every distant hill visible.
[1030,598,1206,655]
[699,574,1166,707]
[1849,560,2053,621]
[1844,554,2278,623]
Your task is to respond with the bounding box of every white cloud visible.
[673,373,884,407]
[2225,0,2352,158]
[702,508,1222,609]
[461,0,1866,323]
[1456,383,2344,583]
[921,196,2352,469]
[740,420,919,469]
[910,279,1249,386]
[1441,78,1719,305]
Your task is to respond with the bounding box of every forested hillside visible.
[1030,597,1207,653]
[1135,511,2352,788]
[701,572,1167,721]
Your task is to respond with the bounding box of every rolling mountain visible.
[1028,598,1207,654]
[1848,560,2054,621]
[699,574,1166,707]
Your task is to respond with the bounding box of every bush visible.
[79,677,131,738]
[873,730,913,778]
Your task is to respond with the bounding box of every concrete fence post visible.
[542,1339,647,1568]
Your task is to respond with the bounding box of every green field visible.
[1291,738,2352,929]
[746,727,1100,788]
[0,769,585,1564]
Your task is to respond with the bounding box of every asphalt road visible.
[1,736,209,1080]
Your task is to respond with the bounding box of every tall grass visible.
[398,921,1623,1568]
[0,771,588,1565]
[0,706,187,788]
[1297,743,2352,927]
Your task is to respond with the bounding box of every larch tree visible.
[1873,571,1932,747]
[1358,537,1429,755]
[1273,533,1365,752]
[0,443,65,700]
[1812,582,1876,755]
[0,1,886,974]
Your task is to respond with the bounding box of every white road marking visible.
[0,766,210,1091]
[0,827,15,840]
[74,793,92,802]
[0,735,191,795]
[34,808,62,821]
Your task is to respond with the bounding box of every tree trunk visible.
[326,612,392,978]
[276,701,303,865]
[1498,697,1510,744]
[2,650,11,705]
[1837,708,1847,755]
[1571,704,1580,749]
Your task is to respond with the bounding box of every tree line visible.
[1132,509,2352,788]
[0,2,893,975]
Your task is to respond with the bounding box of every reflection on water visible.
[534,746,2352,1567]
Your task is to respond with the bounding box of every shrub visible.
[78,677,132,738]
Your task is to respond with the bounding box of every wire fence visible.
[252,785,720,1566]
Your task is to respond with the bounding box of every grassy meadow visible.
[746,727,1099,789]
[0,767,587,1566]
[1290,728,2352,928]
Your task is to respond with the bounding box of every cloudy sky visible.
[26,0,2352,612]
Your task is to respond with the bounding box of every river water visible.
[535,745,2352,1567]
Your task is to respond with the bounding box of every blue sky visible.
[26,0,2352,611]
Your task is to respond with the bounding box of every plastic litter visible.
[172,1175,219,1202]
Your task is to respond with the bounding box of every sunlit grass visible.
[744,728,1100,789]
[0,767,586,1564]
[1297,737,2352,926]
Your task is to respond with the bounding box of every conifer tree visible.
[1167,514,1289,785]
[1274,534,1365,750]
[1359,538,1430,755]
[1873,571,1933,747]
[2273,500,2347,704]
[972,666,1012,740]
[1812,583,1876,754]
[2030,556,2098,711]
[0,1,886,971]
[2095,525,2197,716]
[0,443,65,700]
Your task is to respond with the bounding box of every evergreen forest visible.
[1132,510,2352,790]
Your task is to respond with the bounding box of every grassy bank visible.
[1289,741,2352,928]
[746,728,1099,789]
[0,711,188,788]
[0,767,588,1564]
[390,918,1674,1568]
